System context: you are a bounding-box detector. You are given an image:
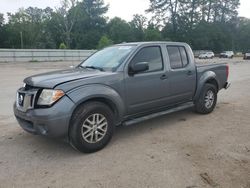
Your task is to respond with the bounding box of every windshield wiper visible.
[79,65,104,71]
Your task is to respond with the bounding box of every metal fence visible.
[0,49,96,62]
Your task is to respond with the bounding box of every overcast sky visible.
[0,0,249,21]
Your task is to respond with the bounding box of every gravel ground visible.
[0,58,249,188]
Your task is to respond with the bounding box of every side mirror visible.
[129,62,149,75]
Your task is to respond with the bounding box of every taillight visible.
[226,65,229,80]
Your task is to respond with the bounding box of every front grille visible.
[16,87,38,112]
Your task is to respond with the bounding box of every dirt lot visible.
[0,58,249,188]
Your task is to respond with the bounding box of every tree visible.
[0,0,248,53]
[0,13,6,48]
[108,17,134,43]
[4,7,54,48]
[148,0,241,52]
[147,0,180,34]
[71,0,108,49]
[53,0,79,48]
[5,7,54,48]
[235,17,250,52]
[0,13,4,26]
[129,14,147,41]
[97,35,113,49]
[145,23,162,41]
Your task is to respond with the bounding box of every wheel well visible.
[70,97,119,124]
[86,97,118,117]
[205,79,218,92]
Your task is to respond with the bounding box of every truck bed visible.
[196,63,228,90]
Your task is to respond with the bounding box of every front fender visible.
[194,71,218,101]
[66,84,125,123]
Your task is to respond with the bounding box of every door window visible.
[179,47,188,67]
[167,46,189,69]
[130,46,163,73]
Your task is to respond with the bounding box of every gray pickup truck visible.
[14,42,230,153]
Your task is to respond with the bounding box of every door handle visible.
[160,74,168,80]
[187,70,193,75]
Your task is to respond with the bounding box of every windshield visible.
[79,45,135,71]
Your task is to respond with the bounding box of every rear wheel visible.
[69,102,114,153]
[194,83,217,114]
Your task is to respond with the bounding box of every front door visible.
[125,46,170,115]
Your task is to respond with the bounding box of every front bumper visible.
[14,96,75,138]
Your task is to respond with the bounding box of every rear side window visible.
[179,47,188,67]
[131,46,163,72]
[167,46,189,69]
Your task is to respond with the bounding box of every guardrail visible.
[0,49,96,62]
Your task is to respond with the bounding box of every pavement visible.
[0,58,249,188]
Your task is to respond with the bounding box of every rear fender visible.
[194,71,219,101]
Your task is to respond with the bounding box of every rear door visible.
[166,45,196,103]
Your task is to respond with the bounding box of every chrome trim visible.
[16,88,38,112]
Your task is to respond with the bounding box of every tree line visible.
[0,0,249,53]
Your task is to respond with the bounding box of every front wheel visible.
[69,102,114,153]
[194,83,217,114]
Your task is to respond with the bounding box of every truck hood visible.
[24,68,112,88]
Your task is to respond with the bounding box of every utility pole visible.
[20,31,23,49]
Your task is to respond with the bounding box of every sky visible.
[0,0,249,21]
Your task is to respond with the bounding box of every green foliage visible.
[129,14,147,41]
[71,0,108,49]
[59,42,67,49]
[0,13,4,26]
[0,13,5,48]
[148,0,246,52]
[2,7,54,48]
[234,18,250,52]
[97,35,113,49]
[108,17,134,43]
[0,0,250,53]
[145,24,162,41]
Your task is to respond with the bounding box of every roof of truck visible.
[116,41,188,46]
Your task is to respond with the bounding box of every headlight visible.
[37,89,65,106]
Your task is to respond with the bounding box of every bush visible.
[59,42,67,49]
[97,36,113,49]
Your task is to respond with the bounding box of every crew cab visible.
[14,42,230,153]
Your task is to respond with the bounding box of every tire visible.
[194,83,217,114]
[69,102,114,153]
